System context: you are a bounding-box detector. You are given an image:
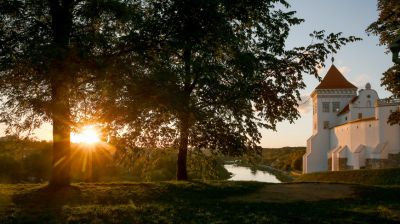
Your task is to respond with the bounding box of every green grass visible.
[297,168,400,185]
[0,181,400,223]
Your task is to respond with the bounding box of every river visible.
[224,164,281,183]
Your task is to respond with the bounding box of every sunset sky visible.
[0,0,393,148]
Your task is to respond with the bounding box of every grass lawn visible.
[0,181,399,223]
[297,168,400,185]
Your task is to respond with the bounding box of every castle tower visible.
[303,65,358,173]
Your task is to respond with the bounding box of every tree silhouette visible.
[100,0,360,180]
[0,0,136,186]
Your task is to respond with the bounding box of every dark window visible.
[358,113,362,119]
[322,102,330,113]
[323,121,329,129]
[332,102,340,112]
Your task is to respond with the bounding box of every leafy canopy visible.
[101,0,360,156]
[0,0,139,134]
[367,0,400,125]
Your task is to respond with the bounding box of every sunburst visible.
[70,125,101,144]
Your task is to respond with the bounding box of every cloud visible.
[336,66,371,89]
[337,66,351,75]
[350,74,371,89]
[297,95,312,114]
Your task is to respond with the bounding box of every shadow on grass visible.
[11,185,81,223]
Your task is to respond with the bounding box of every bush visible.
[0,154,23,182]
[117,147,230,181]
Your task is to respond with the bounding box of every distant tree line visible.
[0,136,229,183]
[261,147,305,172]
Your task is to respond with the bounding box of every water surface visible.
[224,164,281,183]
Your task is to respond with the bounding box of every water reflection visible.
[224,164,280,183]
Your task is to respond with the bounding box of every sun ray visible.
[71,125,101,144]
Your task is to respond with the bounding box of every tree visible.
[101,0,360,180]
[366,0,400,125]
[0,0,135,187]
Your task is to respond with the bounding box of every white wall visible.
[305,84,400,173]
[305,89,356,173]
[377,105,400,154]
[350,88,378,120]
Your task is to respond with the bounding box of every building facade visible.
[303,65,400,173]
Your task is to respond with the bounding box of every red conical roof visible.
[315,65,357,89]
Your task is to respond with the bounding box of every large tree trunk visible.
[177,47,193,181]
[48,0,73,187]
[177,111,190,180]
[49,80,71,187]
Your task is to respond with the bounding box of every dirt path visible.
[228,183,356,203]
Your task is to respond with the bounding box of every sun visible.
[70,126,101,144]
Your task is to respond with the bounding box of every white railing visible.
[376,98,400,106]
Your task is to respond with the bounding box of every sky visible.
[260,0,393,148]
[0,0,394,147]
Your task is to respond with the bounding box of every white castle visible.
[303,65,400,173]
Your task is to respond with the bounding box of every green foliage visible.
[297,168,400,185]
[366,0,400,48]
[98,0,360,179]
[0,154,23,182]
[0,0,143,186]
[0,0,361,181]
[0,136,51,183]
[0,136,230,183]
[366,0,400,125]
[261,147,305,172]
[0,181,400,223]
[0,0,135,130]
[116,147,230,181]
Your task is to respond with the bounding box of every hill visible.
[0,181,399,223]
[261,147,305,172]
[297,168,400,185]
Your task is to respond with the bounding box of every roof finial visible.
[331,56,335,64]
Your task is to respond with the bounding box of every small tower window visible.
[323,121,329,129]
[322,102,330,113]
[332,102,340,112]
[358,113,363,119]
[367,100,371,107]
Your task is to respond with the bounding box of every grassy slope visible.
[0,181,400,223]
[297,168,400,185]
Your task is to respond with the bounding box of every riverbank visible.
[226,161,294,182]
[1,181,399,223]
